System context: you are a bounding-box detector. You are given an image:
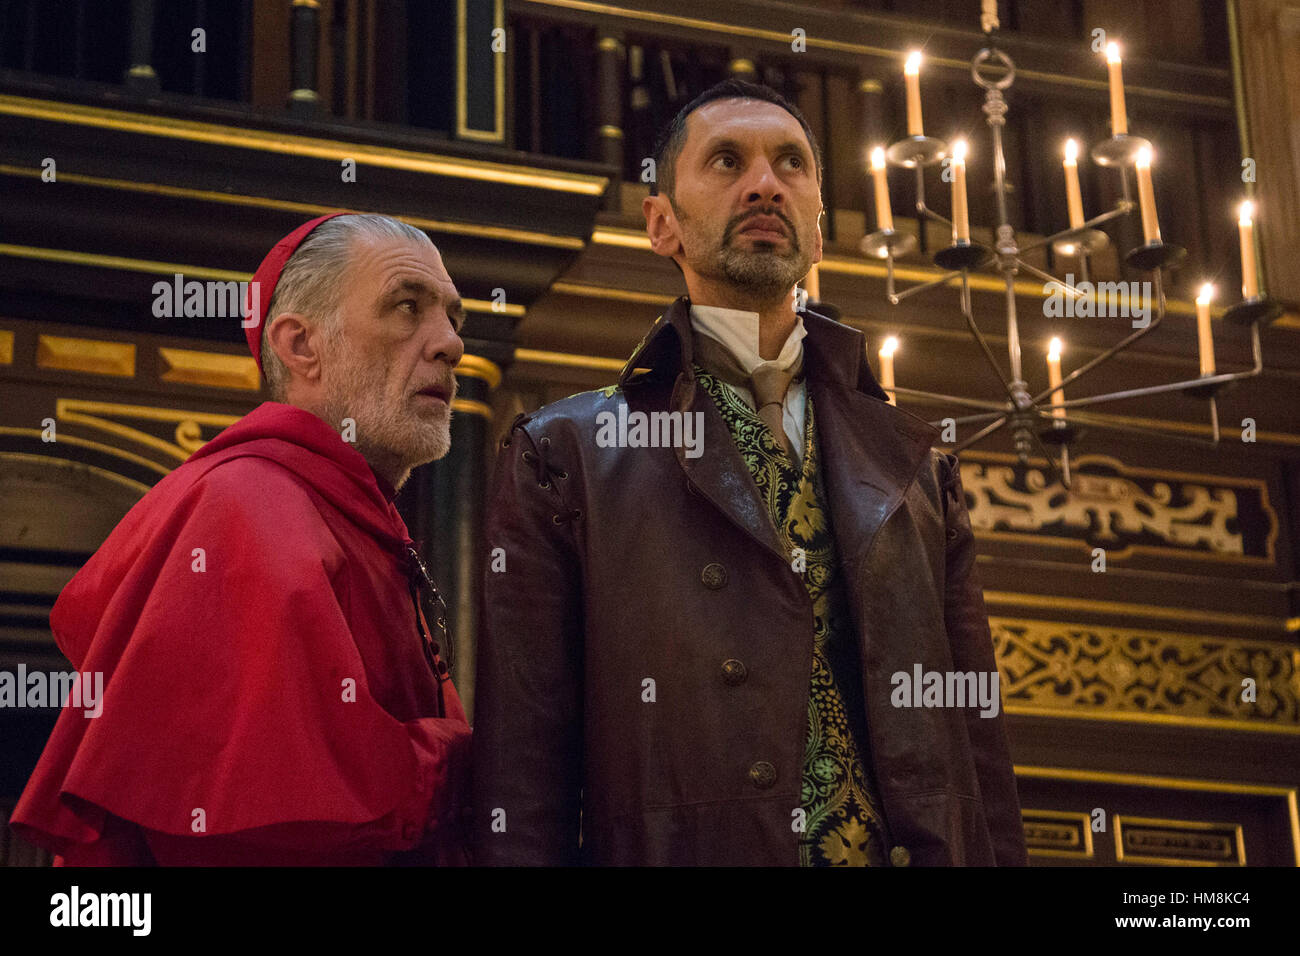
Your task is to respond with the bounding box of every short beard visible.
[319,331,454,490]
[675,197,812,303]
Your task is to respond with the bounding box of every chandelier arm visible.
[1015,260,1089,299]
[1025,426,1068,488]
[928,411,1008,427]
[960,282,1018,401]
[1015,203,1136,257]
[888,269,965,304]
[1040,408,1224,448]
[1052,361,1262,410]
[950,413,1010,454]
[1025,309,1167,407]
[889,385,1010,411]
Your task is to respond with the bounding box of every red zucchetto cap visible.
[244,212,352,376]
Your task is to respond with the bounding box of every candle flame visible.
[1136,146,1152,168]
[1048,337,1063,359]
[1197,283,1214,305]
[881,336,900,357]
[1106,42,1121,64]
[1064,138,1079,163]
[1238,200,1254,225]
[905,51,922,75]
[871,146,887,170]
[952,139,968,162]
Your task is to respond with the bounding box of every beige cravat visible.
[693,332,800,457]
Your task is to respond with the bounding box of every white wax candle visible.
[904,52,923,137]
[1135,147,1160,243]
[1107,43,1128,136]
[951,140,970,243]
[871,147,894,232]
[1047,338,1065,420]
[1063,139,1085,229]
[1195,284,1216,376]
[1239,202,1259,299]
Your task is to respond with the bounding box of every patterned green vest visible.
[696,366,891,866]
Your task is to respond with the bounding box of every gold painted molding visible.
[0,329,12,364]
[0,426,172,477]
[0,95,607,196]
[0,450,152,497]
[1113,814,1246,866]
[456,354,503,388]
[455,0,506,144]
[55,398,239,463]
[1022,809,1095,860]
[37,335,135,377]
[0,168,585,249]
[992,615,1300,732]
[159,347,261,391]
[452,397,493,419]
[513,347,627,373]
[983,590,1290,634]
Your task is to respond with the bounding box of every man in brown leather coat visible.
[473,80,1027,866]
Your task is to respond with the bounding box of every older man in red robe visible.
[11,212,471,865]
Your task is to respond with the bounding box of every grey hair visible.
[260,213,434,401]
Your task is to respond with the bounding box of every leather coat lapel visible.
[801,311,940,568]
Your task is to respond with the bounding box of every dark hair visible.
[650,79,824,202]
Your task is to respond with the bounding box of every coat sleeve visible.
[472,418,585,865]
[938,451,1029,866]
[11,460,470,865]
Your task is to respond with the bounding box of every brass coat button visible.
[721,659,748,685]
[701,563,727,589]
[890,845,911,867]
[748,760,777,789]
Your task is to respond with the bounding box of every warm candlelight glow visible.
[951,139,970,243]
[904,52,924,137]
[879,336,898,405]
[1047,338,1065,420]
[1063,138,1084,230]
[1105,42,1128,136]
[1134,147,1160,242]
[1238,201,1258,299]
[1196,283,1215,376]
[870,146,893,233]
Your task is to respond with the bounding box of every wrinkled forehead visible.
[347,234,452,293]
[683,98,812,156]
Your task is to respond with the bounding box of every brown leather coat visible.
[473,297,1027,866]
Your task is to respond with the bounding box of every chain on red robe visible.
[10,402,470,865]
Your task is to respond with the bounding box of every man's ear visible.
[265,312,326,384]
[643,193,684,260]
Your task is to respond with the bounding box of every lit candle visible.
[904,52,923,137]
[1063,139,1085,229]
[1106,42,1128,136]
[981,0,999,32]
[804,263,820,303]
[879,336,898,405]
[1047,337,1065,420]
[951,139,970,243]
[1134,147,1160,243]
[1238,201,1259,299]
[1195,283,1216,376]
[871,147,894,232]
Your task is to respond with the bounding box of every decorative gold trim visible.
[55,399,239,463]
[513,347,627,373]
[961,449,1279,565]
[0,451,152,498]
[1114,814,1246,866]
[452,397,493,419]
[158,348,262,392]
[1022,809,1095,860]
[1016,765,1300,865]
[289,89,320,103]
[858,78,883,93]
[596,36,624,54]
[0,426,172,477]
[549,280,674,305]
[292,0,321,7]
[455,0,507,144]
[598,124,624,139]
[0,94,605,195]
[37,335,135,377]
[0,165,586,250]
[728,58,757,75]
[126,65,157,79]
[0,244,529,316]
[1289,618,1300,633]
[0,330,12,364]
[982,591,1290,634]
[518,0,1231,108]
[455,354,503,388]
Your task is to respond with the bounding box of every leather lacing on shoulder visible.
[506,416,582,526]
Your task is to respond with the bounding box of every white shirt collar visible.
[689,303,807,376]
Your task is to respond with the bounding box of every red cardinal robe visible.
[10,402,470,865]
